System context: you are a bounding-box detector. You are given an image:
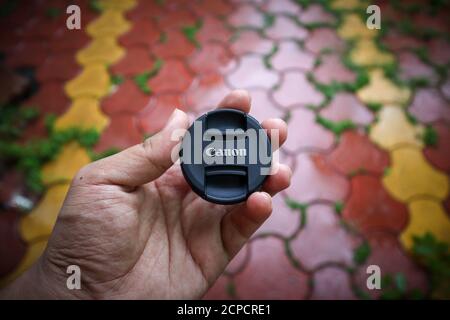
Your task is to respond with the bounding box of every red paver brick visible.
[202,275,232,300]
[126,0,165,21]
[6,41,49,68]
[284,108,334,153]
[234,237,309,299]
[95,114,142,152]
[381,31,424,53]
[314,54,356,84]
[101,80,151,115]
[152,29,196,59]
[399,51,438,85]
[111,47,155,77]
[155,9,197,30]
[24,82,70,115]
[148,59,193,94]
[311,267,356,300]
[119,18,161,49]
[36,52,80,82]
[290,204,359,270]
[409,88,450,124]
[272,71,323,108]
[412,12,448,35]
[0,211,27,277]
[263,0,301,15]
[20,15,65,40]
[225,243,250,275]
[192,0,233,17]
[353,231,429,299]
[265,16,308,41]
[286,153,349,203]
[271,41,315,72]
[197,16,231,45]
[228,4,265,29]
[298,4,336,25]
[343,175,408,234]
[319,93,373,126]
[253,194,300,238]
[137,93,184,135]
[428,38,450,66]
[327,130,389,175]
[304,28,345,54]
[0,171,25,206]
[246,89,284,123]
[51,29,90,53]
[189,43,234,79]
[227,55,279,89]
[186,76,232,113]
[424,122,450,172]
[230,30,274,56]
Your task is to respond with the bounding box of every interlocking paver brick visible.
[383,147,449,202]
[299,4,336,25]
[357,69,411,105]
[353,231,428,299]
[331,0,368,10]
[25,82,70,115]
[424,122,450,172]
[155,9,197,30]
[401,200,450,249]
[319,93,373,126]
[0,212,26,277]
[20,184,70,243]
[284,108,334,153]
[41,142,91,185]
[111,47,155,77]
[428,38,450,66]
[442,77,450,100]
[192,0,233,17]
[101,80,151,115]
[314,54,356,84]
[409,88,450,124]
[228,4,265,29]
[271,41,315,72]
[344,175,408,234]
[311,267,356,300]
[197,16,231,45]
[304,28,346,54]
[87,10,131,38]
[55,98,109,132]
[65,64,111,100]
[246,89,284,123]
[349,39,394,67]
[272,71,323,108]
[186,77,232,113]
[327,130,389,175]
[36,52,80,82]
[291,204,359,270]
[51,28,90,52]
[265,16,308,41]
[76,37,125,66]
[126,0,165,21]
[263,0,301,15]
[95,114,142,152]
[369,106,423,150]
[6,41,48,68]
[234,237,309,299]
[227,55,279,90]
[137,93,184,136]
[98,0,137,11]
[189,43,234,79]
[381,31,424,53]
[230,30,273,56]
[119,18,160,49]
[148,59,193,94]
[398,52,438,85]
[338,13,376,40]
[286,153,349,203]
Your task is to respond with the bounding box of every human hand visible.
[2,90,290,299]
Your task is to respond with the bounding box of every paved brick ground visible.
[0,0,449,299]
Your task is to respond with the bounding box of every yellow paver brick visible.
[338,13,377,40]
[0,240,47,287]
[55,98,109,132]
[383,147,449,202]
[369,106,423,150]
[87,10,131,38]
[357,69,411,105]
[65,64,110,99]
[41,142,91,185]
[350,39,394,67]
[98,0,137,11]
[401,200,450,249]
[76,37,125,66]
[20,184,70,243]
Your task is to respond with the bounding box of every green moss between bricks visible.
[181,20,203,48]
[316,115,356,136]
[353,241,371,265]
[133,58,164,95]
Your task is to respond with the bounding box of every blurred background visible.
[0,0,449,299]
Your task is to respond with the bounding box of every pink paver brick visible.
[290,204,360,270]
[286,153,349,203]
[381,31,424,53]
[272,71,324,108]
[304,28,345,54]
[263,0,301,15]
[225,243,250,275]
[314,54,356,85]
[197,16,232,45]
[246,89,284,123]
[203,275,232,300]
[409,88,450,124]
[228,4,265,29]
[428,38,450,65]
[298,4,336,25]
[319,93,374,126]
[398,51,438,85]
[271,41,315,72]
[230,30,274,56]
[311,267,356,300]
[101,80,151,115]
[234,237,309,299]
[186,77,232,113]
[265,16,308,41]
[284,108,334,153]
[441,77,450,100]
[227,55,279,89]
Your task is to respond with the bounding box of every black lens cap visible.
[180,108,272,205]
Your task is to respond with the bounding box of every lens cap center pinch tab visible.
[180,108,272,205]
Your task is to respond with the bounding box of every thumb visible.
[77,109,189,187]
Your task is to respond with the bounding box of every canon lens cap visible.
[180,108,272,205]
